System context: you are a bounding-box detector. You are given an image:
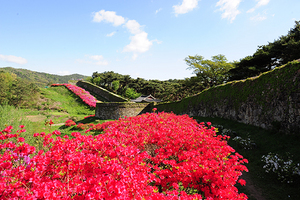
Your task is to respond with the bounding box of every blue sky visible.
[1,0,299,80]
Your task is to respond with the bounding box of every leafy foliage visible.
[185,54,234,88]
[90,71,205,102]
[0,71,40,107]
[229,20,300,80]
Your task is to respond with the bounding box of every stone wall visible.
[155,61,300,134]
[76,80,128,102]
[95,102,151,120]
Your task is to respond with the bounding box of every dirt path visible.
[26,115,47,122]
[241,172,266,200]
[26,116,65,126]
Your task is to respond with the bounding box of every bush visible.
[124,87,141,99]
[262,152,300,183]
[0,112,248,199]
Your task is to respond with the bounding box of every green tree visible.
[112,80,120,91]
[119,75,132,90]
[0,71,16,104]
[229,20,300,80]
[93,77,101,85]
[124,87,141,99]
[0,71,39,107]
[185,54,234,88]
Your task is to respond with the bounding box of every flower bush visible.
[261,152,300,183]
[65,119,76,127]
[51,84,97,108]
[84,114,95,119]
[232,135,256,150]
[0,112,248,199]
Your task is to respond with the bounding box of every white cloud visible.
[95,60,109,66]
[76,55,108,66]
[106,31,116,37]
[0,54,27,64]
[57,71,71,75]
[123,20,153,59]
[89,55,104,61]
[216,0,242,23]
[155,8,162,14]
[132,53,138,60]
[247,8,255,13]
[247,0,270,13]
[125,20,142,35]
[93,10,157,60]
[250,13,267,21]
[173,0,199,15]
[92,10,125,26]
[123,32,153,60]
[257,0,270,7]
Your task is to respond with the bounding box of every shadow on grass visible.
[193,116,300,200]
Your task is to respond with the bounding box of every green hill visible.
[0,67,89,87]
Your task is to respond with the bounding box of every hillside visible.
[0,67,88,87]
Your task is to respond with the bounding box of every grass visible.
[0,104,37,146]
[0,86,96,148]
[193,116,300,200]
[39,87,95,115]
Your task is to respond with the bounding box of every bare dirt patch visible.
[26,115,47,122]
[242,172,266,200]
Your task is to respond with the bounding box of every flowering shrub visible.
[232,136,256,150]
[65,119,76,127]
[0,112,248,199]
[84,114,95,119]
[76,123,89,130]
[51,84,97,108]
[209,125,256,150]
[261,152,300,183]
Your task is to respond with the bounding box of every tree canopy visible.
[89,71,205,102]
[229,20,300,81]
[0,71,40,107]
[185,54,234,88]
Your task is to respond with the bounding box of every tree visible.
[124,87,141,99]
[229,20,300,81]
[119,75,132,90]
[112,80,120,91]
[0,71,16,104]
[0,71,39,107]
[185,54,234,88]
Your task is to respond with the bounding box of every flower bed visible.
[0,112,248,199]
[51,83,97,108]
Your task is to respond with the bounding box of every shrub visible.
[124,87,141,99]
[262,152,300,183]
[0,112,248,199]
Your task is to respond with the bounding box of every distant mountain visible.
[0,67,89,87]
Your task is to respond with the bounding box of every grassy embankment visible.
[0,86,110,147]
